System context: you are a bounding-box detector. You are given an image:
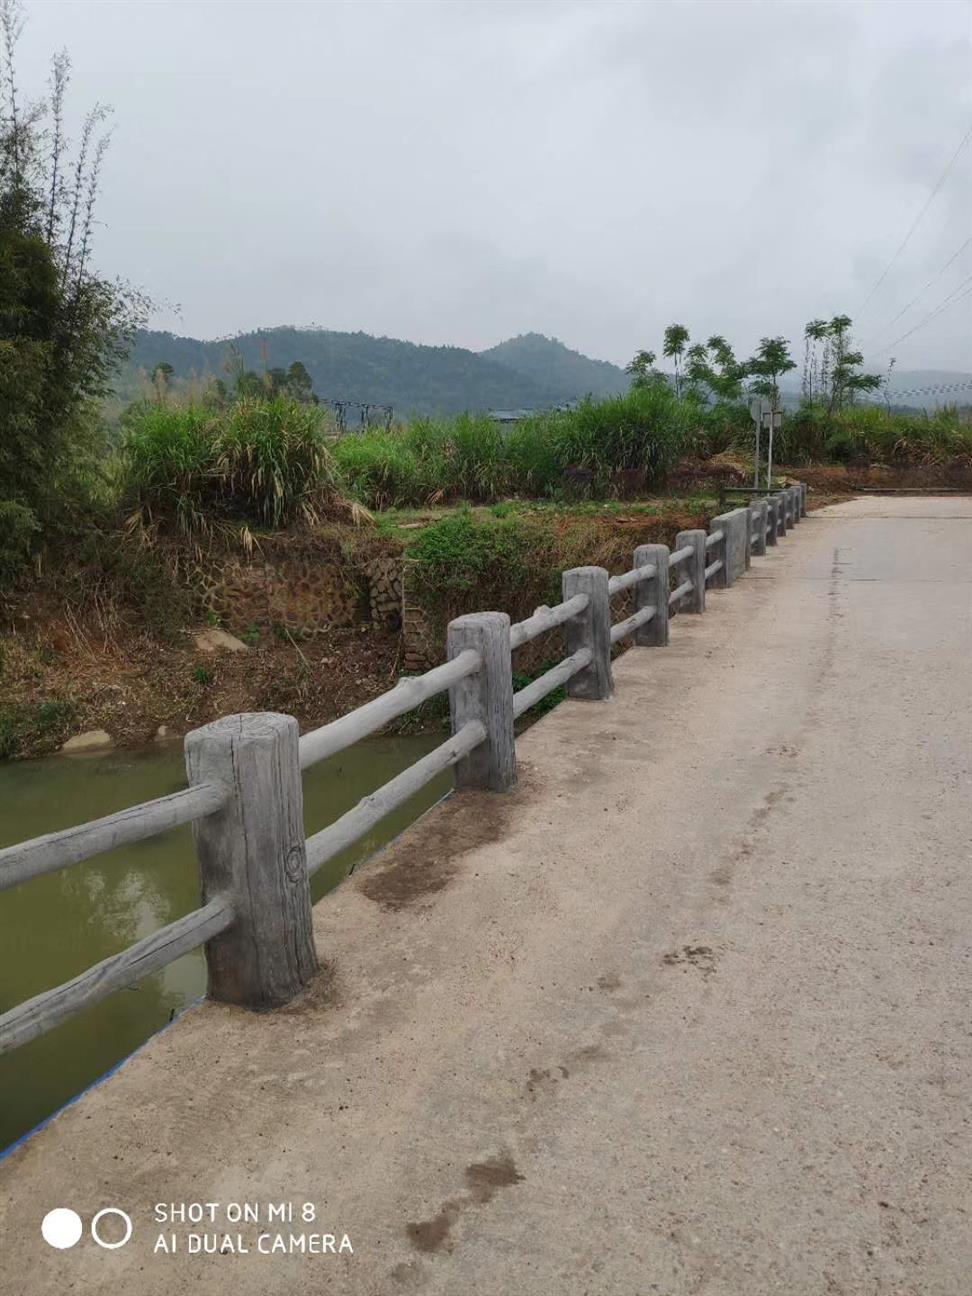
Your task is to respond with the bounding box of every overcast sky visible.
[15,0,972,374]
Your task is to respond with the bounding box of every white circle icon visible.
[91,1207,133,1250]
[41,1208,83,1250]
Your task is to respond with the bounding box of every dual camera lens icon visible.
[42,1207,133,1250]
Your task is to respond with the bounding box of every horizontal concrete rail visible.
[509,594,589,650]
[610,604,657,644]
[305,720,486,878]
[512,649,592,719]
[298,649,481,769]
[607,563,656,596]
[0,781,227,894]
[0,483,805,1055]
[0,896,234,1056]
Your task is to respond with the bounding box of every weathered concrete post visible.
[774,491,788,538]
[633,544,669,646]
[674,530,706,613]
[800,482,808,517]
[765,496,779,546]
[710,509,749,585]
[447,612,516,791]
[751,499,768,557]
[563,566,613,699]
[706,513,731,590]
[186,713,317,1010]
[788,486,800,525]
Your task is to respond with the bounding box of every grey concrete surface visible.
[2,496,970,1295]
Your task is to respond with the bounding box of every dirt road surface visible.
[1,495,969,1295]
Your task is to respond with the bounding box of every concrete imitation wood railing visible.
[0,483,807,1056]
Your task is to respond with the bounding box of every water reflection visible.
[0,733,446,1152]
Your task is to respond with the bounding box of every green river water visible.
[0,734,447,1153]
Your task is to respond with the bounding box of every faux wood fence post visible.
[751,500,768,557]
[707,512,731,589]
[800,482,808,517]
[185,712,317,1010]
[709,509,748,586]
[674,530,706,613]
[774,491,788,538]
[787,486,799,525]
[633,544,669,646]
[563,566,613,699]
[447,611,516,792]
[765,496,779,546]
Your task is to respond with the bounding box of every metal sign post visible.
[749,397,764,489]
[765,407,782,490]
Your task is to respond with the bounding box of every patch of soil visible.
[356,774,530,910]
[0,610,405,758]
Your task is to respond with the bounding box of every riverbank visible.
[0,492,717,757]
[1,464,961,760]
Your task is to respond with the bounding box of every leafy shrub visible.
[778,403,972,466]
[0,697,78,760]
[0,499,40,587]
[123,397,343,534]
[407,509,534,602]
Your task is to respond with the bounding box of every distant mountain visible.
[118,326,630,419]
[481,333,629,400]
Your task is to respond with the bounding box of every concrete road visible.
[1,496,970,1295]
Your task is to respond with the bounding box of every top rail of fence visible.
[509,593,589,650]
[0,781,227,895]
[298,648,481,770]
[607,564,656,597]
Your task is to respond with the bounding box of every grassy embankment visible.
[2,389,970,756]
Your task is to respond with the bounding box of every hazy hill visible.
[120,327,630,417]
[481,333,629,401]
[117,328,969,415]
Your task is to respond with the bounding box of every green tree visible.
[284,360,318,404]
[803,319,828,402]
[747,336,796,410]
[824,315,880,412]
[0,0,145,581]
[625,349,656,383]
[662,323,690,397]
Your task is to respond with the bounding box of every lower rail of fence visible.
[0,896,234,1056]
[305,720,486,878]
[610,604,657,645]
[512,648,592,719]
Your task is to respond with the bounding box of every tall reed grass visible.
[332,385,697,508]
[123,398,345,535]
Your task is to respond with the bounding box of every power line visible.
[880,378,972,398]
[862,234,972,345]
[857,122,972,318]
[872,273,972,354]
